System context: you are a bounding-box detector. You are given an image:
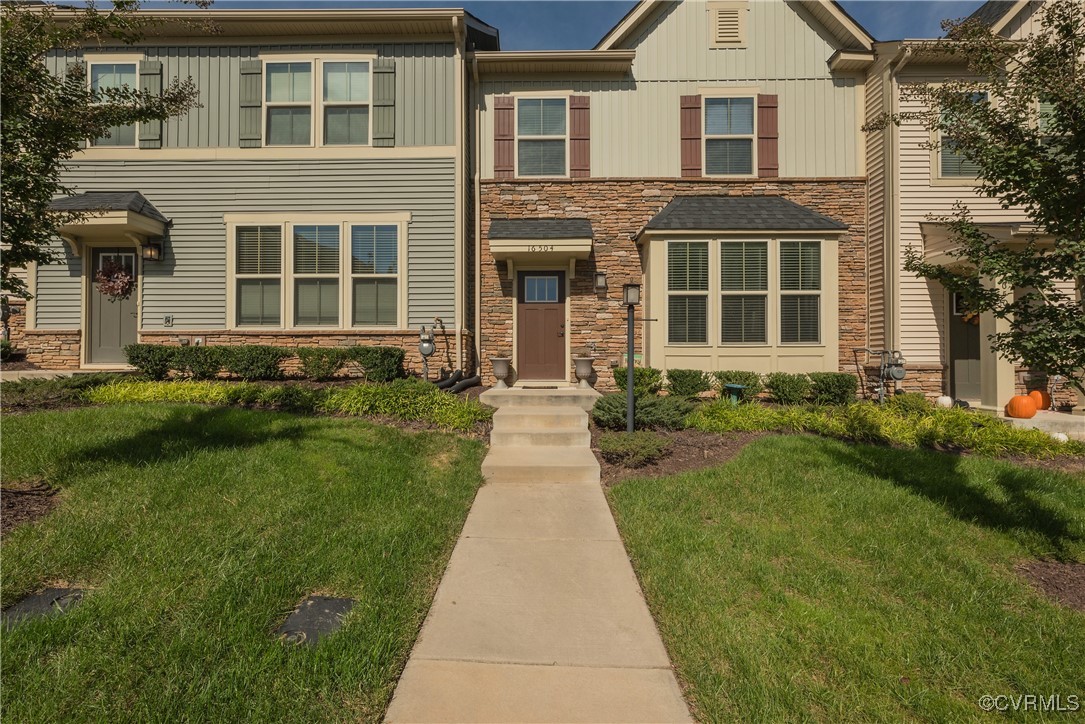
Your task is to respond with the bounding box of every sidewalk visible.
[385,478,691,722]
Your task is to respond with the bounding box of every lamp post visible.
[623,283,641,433]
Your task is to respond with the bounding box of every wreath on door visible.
[94,259,134,302]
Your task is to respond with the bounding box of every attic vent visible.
[709,2,747,48]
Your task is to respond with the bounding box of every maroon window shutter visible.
[757,94,779,178]
[569,95,590,178]
[680,95,702,178]
[494,95,515,179]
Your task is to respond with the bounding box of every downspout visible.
[472,53,482,377]
[452,15,465,371]
[887,44,913,355]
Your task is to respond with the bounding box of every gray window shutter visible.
[371,58,395,147]
[138,61,163,149]
[240,59,263,148]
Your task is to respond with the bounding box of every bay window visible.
[667,241,709,344]
[779,241,821,344]
[720,241,767,343]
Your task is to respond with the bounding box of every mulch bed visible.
[0,354,41,372]
[1,480,59,537]
[1004,455,1085,476]
[592,427,765,486]
[1017,560,1085,612]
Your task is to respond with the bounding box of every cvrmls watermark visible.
[978,694,1079,712]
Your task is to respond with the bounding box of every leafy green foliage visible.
[346,346,405,383]
[172,346,224,381]
[808,372,858,406]
[0,338,11,361]
[592,393,692,431]
[764,372,811,405]
[221,345,289,381]
[888,391,932,415]
[665,369,712,398]
[124,343,174,380]
[712,370,763,401]
[1,1,206,299]
[1,372,125,410]
[598,431,672,468]
[320,379,492,430]
[866,1,1085,396]
[612,367,663,398]
[296,347,345,381]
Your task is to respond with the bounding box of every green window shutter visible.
[138,61,163,149]
[239,59,263,148]
[371,57,395,147]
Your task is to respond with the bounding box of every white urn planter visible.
[491,357,512,389]
[573,357,595,389]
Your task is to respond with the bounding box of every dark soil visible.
[1,480,59,537]
[0,354,40,371]
[592,427,765,486]
[1005,455,1085,477]
[1017,560,1085,612]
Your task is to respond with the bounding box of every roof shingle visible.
[489,218,593,239]
[644,196,847,232]
[49,191,170,225]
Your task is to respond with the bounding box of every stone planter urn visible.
[573,357,595,389]
[491,357,512,389]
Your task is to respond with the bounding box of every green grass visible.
[0,404,485,722]
[608,435,1085,722]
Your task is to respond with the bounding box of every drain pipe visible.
[472,52,483,378]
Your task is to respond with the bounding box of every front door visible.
[949,291,981,400]
[88,248,139,365]
[516,271,566,380]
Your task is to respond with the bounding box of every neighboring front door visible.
[516,271,566,380]
[949,292,981,400]
[88,248,139,365]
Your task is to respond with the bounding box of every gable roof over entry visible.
[642,195,848,233]
[50,191,170,225]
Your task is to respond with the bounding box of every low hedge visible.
[598,431,672,468]
[809,372,858,406]
[296,347,345,381]
[1,373,127,409]
[666,369,712,398]
[612,367,663,398]
[764,372,812,405]
[592,393,692,431]
[712,370,763,402]
[346,345,404,383]
[321,378,490,430]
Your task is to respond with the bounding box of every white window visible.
[89,62,138,147]
[667,241,709,344]
[704,97,755,175]
[264,58,371,147]
[939,92,987,178]
[350,225,398,326]
[235,226,283,327]
[293,225,340,326]
[516,97,567,177]
[720,241,767,344]
[779,241,821,344]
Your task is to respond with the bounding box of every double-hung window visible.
[704,97,754,175]
[720,241,768,344]
[667,241,709,344]
[89,62,138,147]
[351,225,398,327]
[939,92,987,178]
[293,225,340,326]
[236,226,283,326]
[779,241,821,344]
[265,59,371,146]
[517,98,567,177]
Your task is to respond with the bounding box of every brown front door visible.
[517,271,566,380]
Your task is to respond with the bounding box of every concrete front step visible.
[480,387,601,412]
[1007,411,1085,440]
[492,405,588,430]
[490,428,592,448]
[481,446,601,484]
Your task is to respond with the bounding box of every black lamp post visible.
[623,283,641,433]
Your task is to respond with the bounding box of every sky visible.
[207,0,991,50]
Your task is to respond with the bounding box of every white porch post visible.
[977,279,1016,414]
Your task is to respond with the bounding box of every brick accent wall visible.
[480,178,868,389]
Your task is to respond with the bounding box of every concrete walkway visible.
[385,389,691,723]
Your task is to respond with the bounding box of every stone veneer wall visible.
[480,178,868,390]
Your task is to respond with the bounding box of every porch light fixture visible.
[140,239,163,262]
[594,270,608,292]
[623,283,642,433]
[622,283,641,306]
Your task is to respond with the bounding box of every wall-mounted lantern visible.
[141,239,163,262]
[593,270,608,292]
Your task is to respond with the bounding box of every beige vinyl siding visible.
[1002,1,1041,40]
[36,158,456,329]
[864,63,890,351]
[48,42,455,148]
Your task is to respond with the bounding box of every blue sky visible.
[208,1,989,49]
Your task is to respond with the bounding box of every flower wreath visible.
[95,259,134,302]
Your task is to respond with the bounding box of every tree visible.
[0,0,207,300]
[866,0,1085,397]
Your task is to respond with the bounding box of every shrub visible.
[765,372,811,405]
[222,345,289,381]
[808,372,858,406]
[124,343,175,380]
[346,345,405,383]
[666,369,712,398]
[257,384,326,413]
[320,378,492,430]
[598,431,672,468]
[592,393,692,431]
[88,380,235,406]
[172,346,224,381]
[296,347,346,381]
[2,373,125,409]
[687,401,784,433]
[0,338,11,361]
[612,366,663,398]
[887,391,932,415]
[712,370,763,402]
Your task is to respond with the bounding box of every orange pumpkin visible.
[1028,389,1052,410]
[1005,395,1038,419]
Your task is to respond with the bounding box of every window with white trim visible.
[293,225,340,326]
[779,241,821,344]
[89,62,138,147]
[236,226,283,326]
[516,97,567,177]
[704,97,754,175]
[667,241,709,344]
[939,92,987,178]
[264,59,371,147]
[350,225,398,326]
[720,241,767,344]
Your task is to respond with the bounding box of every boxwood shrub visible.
[221,345,289,381]
[347,345,405,383]
[124,343,175,380]
[666,369,712,398]
[808,372,858,406]
[172,346,225,381]
[598,431,672,468]
[612,366,663,398]
[296,347,346,381]
[592,392,691,431]
[764,372,811,405]
[712,370,763,402]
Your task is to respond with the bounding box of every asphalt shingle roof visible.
[966,0,1018,27]
[489,218,593,239]
[49,191,170,225]
[644,195,848,232]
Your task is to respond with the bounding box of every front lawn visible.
[1,404,485,722]
[608,435,1085,721]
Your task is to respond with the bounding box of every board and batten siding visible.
[48,42,455,148]
[479,0,863,178]
[36,158,456,329]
